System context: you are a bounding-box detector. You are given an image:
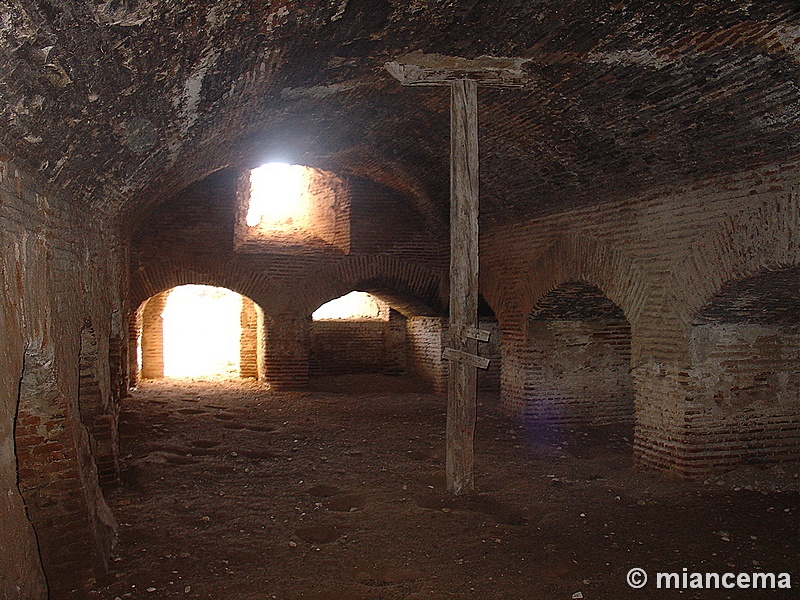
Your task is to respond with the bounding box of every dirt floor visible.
[86,376,798,600]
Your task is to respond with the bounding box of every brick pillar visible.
[477,321,501,392]
[631,359,693,474]
[406,316,448,393]
[264,313,309,390]
[497,314,529,415]
[140,291,169,379]
[128,307,142,387]
[1,312,48,598]
[109,334,128,399]
[239,297,260,379]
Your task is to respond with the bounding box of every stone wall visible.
[482,160,800,477]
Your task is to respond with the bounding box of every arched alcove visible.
[309,291,407,377]
[688,266,800,468]
[306,287,458,392]
[136,285,265,381]
[234,163,351,254]
[524,280,634,425]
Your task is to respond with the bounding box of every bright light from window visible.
[246,162,308,228]
[162,285,243,378]
[312,291,385,320]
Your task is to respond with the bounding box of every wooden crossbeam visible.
[385,52,530,88]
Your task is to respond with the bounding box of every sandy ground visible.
[84,376,798,599]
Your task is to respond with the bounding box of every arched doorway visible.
[135,285,265,380]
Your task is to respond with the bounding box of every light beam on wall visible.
[162,285,243,378]
[246,163,309,228]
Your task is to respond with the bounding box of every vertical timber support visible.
[386,52,528,495]
[447,79,479,495]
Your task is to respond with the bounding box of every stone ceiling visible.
[1,1,798,230]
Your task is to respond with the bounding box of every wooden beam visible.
[464,325,491,343]
[385,54,524,496]
[443,348,490,370]
[385,52,530,88]
[446,78,479,496]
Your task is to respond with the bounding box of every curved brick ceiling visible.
[1,1,798,229]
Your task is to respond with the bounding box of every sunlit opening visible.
[246,162,309,229]
[312,291,386,321]
[162,285,242,378]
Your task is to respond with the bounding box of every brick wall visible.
[79,324,121,490]
[683,266,800,471]
[1,158,122,596]
[131,167,448,391]
[309,309,407,377]
[482,160,800,477]
[406,317,447,393]
[311,320,390,375]
[521,282,634,425]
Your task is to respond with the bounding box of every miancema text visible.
[657,570,792,589]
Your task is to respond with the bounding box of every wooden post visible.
[447,79,479,495]
[385,53,527,495]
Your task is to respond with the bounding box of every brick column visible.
[406,316,448,393]
[264,313,309,390]
[239,297,260,379]
[140,291,169,379]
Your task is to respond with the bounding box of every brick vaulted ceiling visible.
[1,1,798,230]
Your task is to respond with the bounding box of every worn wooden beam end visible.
[385,52,530,87]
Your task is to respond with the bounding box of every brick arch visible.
[518,279,636,426]
[679,190,800,324]
[490,232,644,420]
[131,259,270,314]
[294,256,446,318]
[514,232,646,325]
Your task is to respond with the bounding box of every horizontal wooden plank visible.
[465,325,491,342]
[443,347,490,369]
[385,52,530,87]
